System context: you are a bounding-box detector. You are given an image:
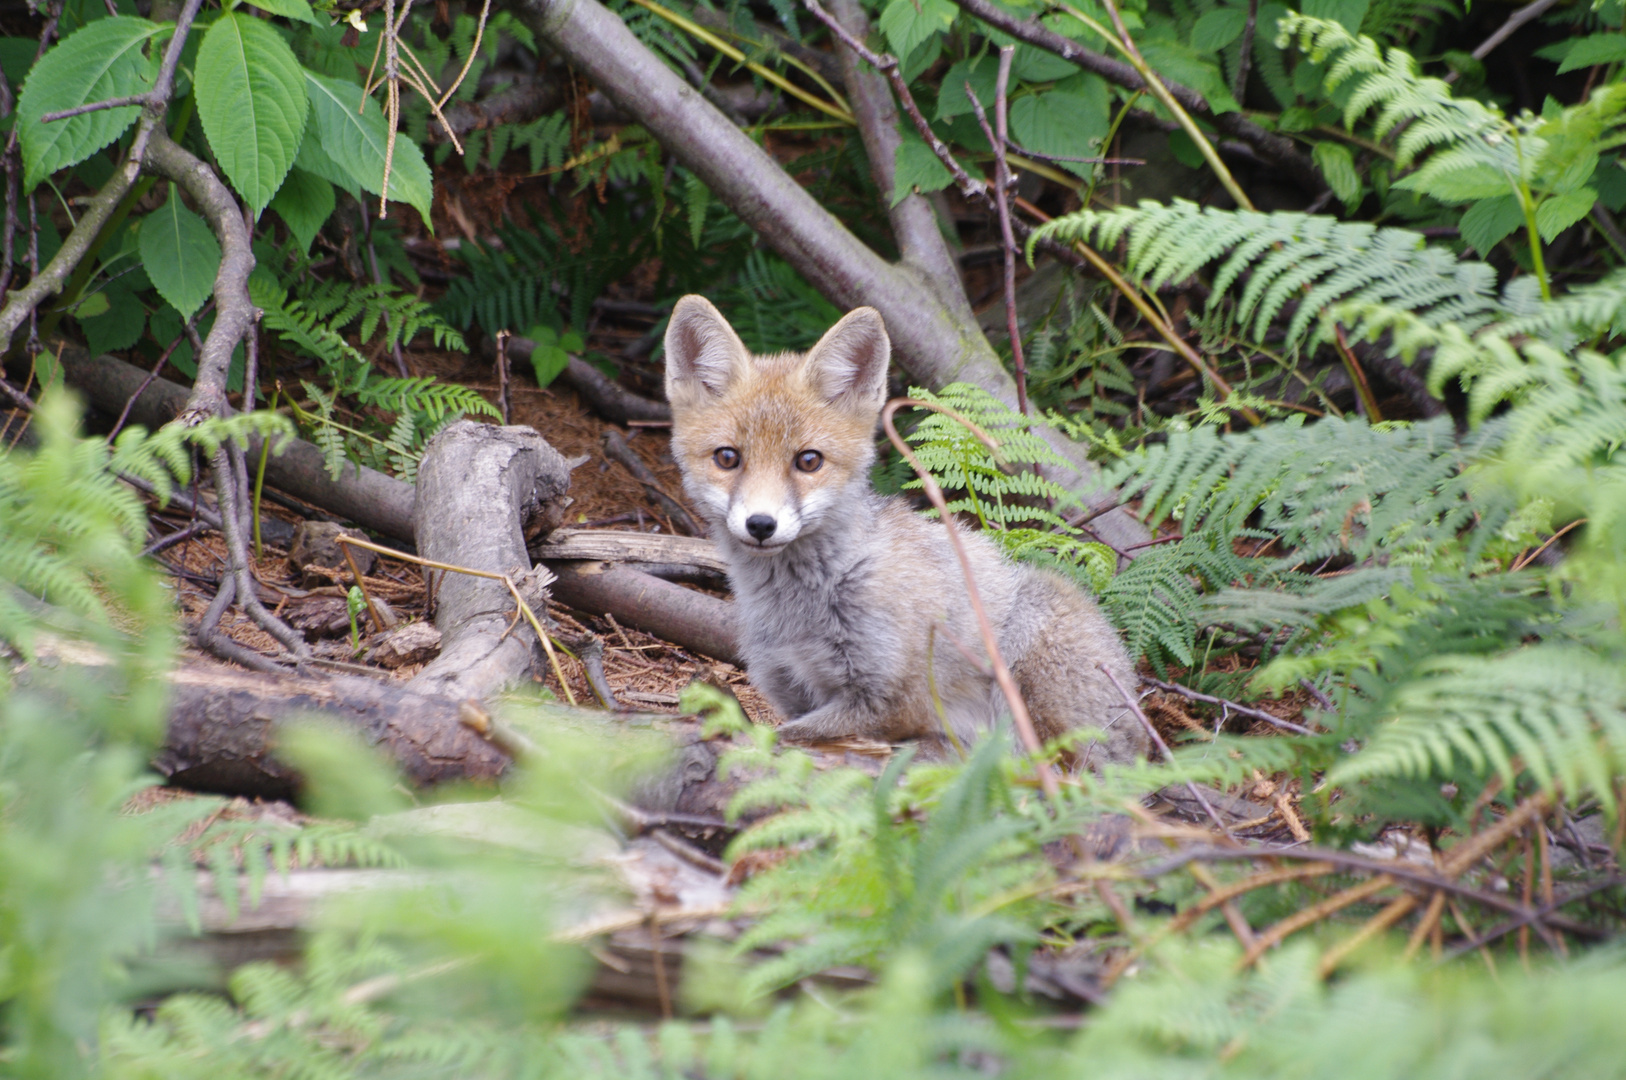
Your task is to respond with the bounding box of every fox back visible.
[665,295,1145,763]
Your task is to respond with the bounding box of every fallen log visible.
[532,527,727,580]
[408,421,579,701]
[56,343,417,542]
[543,560,740,667]
[152,663,510,798]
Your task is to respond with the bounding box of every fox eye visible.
[713,447,740,470]
[795,450,823,473]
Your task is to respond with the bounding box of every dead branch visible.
[409,421,578,701]
[515,0,1150,553]
[544,561,740,667]
[57,346,416,540]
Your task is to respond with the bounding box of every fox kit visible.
[664,295,1145,763]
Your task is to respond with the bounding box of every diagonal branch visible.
[825,0,967,312]
[518,0,1151,551]
[140,130,256,424]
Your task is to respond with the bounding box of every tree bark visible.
[517,0,1149,550]
[153,663,511,797]
[409,420,578,700]
[57,344,417,541]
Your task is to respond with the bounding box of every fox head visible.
[664,295,890,553]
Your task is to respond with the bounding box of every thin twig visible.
[881,398,1059,802]
[1146,676,1315,735]
[39,94,149,124]
[965,47,1028,414]
[1232,0,1257,102]
[1510,517,1585,572]
[494,329,512,424]
[109,305,207,442]
[1099,664,1235,837]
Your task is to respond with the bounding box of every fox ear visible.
[665,295,748,399]
[803,307,889,408]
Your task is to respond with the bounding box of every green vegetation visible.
[3,0,1626,1073]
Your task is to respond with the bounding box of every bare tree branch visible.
[518,0,1151,550]
[139,131,256,424]
[826,0,967,310]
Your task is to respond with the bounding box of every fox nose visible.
[745,514,777,542]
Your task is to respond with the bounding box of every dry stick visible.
[1057,0,1254,212]
[1316,890,1417,977]
[1510,517,1585,572]
[880,398,1059,802]
[334,534,578,707]
[602,428,704,537]
[1402,888,1448,961]
[640,0,853,123]
[1146,676,1315,735]
[1098,663,1234,837]
[1232,0,1258,103]
[494,329,512,425]
[649,910,673,1020]
[1332,324,1383,421]
[1444,876,1625,962]
[965,47,1028,414]
[107,309,206,442]
[341,541,385,632]
[1240,874,1395,968]
[1449,897,1499,977]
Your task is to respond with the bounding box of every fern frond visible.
[1331,646,1626,811]
[1032,200,1500,354]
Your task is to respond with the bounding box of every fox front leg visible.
[775,696,893,744]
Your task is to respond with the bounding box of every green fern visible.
[1103,414,1513,566]
[1031,200,1500,353]
[901,383,1117,580]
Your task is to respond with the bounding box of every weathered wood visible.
[56,342,418,541]
[408,421,579,701]
[532,528,728,575]
[544,560,740,667]
[153,663,510,798]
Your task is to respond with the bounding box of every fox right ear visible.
[665,295,748,399]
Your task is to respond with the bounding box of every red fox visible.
[664,295,1145,763]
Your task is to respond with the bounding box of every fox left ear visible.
[804,307,889,408]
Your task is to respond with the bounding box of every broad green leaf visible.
[1009,74,1110,179]
[196,12,308,214]
[1458,194,1523,255]
[78,278,145,354]
[526,326,571,387]
[294,123,360,197]
[935,56,996,120]
[270,168,334,253]
[892,131,952,206]
[1011,42,1075,82]
[138,184,221,319]
[16,16,163,190]
[1191,6,1248,50]
[878,0,956,61]
[1535,188,1597,242]
[1312,140,1362,208]
[245,0,320,25]
[302,69,434,225]
[1556,33,1626,75]
[1139,34,1239,114]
